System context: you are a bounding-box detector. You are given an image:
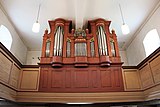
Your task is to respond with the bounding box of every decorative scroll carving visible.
[74,28,86,37]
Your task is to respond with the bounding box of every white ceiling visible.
[0,0,160,51]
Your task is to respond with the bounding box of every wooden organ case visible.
[39,18,124,92]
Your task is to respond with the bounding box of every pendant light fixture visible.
[32,3,41,33]
[119,3,130,35]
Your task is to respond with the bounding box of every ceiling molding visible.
[123,1,160,50]
[0,2,29,50]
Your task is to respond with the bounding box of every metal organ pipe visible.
[81,43,82,56]
[75,43,87,56]
[58,26,62,56]
[77,43,79,56]
[75,43,77,56]
[59,27,63,56]
[54,27,58,56]
[90,41,95,57]
[97,26,108,56]
[54,26,64,56]
[102,27,108,55]
[66,40,71,57]
[56,27,58,56]
[79,43,81,56]
[99,26,103,55]
[100,26,105,55]
[56,26,60,56]
[78,43,80,56]
[84,43,87,56]
[81,43,83,56]
[97,27,102,55]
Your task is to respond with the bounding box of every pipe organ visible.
[39,18,123,92]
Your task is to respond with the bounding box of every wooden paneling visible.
[0,48,21,91]
[91,70,99,88]
[101,69,112,87]
[19,69,39,91]
[143,83,160,101]
[0,51,12,83]
[9,63,21,88]
[39,66,124,92]
[0,83,17,101]
[16,91,144,103]
[139,64,154,89]
[51,70,64,88]
[123,70,141,91]
[150,55,160,83]
[65,70,71,88]
[113,68,121,87]
[74,70,89,88]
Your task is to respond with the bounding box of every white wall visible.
[119,51,128,66]
[0,8,27,64]
[126,5,160,66]
[26,51,41,65]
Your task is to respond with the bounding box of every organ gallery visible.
[1,17,160,104]
[39,18,124,92]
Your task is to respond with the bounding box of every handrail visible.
[0,42,22,67]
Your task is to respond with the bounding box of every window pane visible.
[0,25,12,50]
[143,29,160,57]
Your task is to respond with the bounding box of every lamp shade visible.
[32,21,40,33]
[121,23,130,35]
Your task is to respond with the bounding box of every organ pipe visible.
[59,27,64,56]
[56,26,60,56]
[75,43,87,56]
[110,40,116,57]
[97,26,108,56]
[84,43,87,56]
[97,27,102,55]
[75,43,77,56]
[100,26,105,55]
[54,27,58,56]
[66,39,71,57]
[53,26,64,56]
[45,40,51,57]
[90,39,95,57]
[102,27,108,55]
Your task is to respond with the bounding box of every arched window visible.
[0,25,12,50]
[143,29,160,57]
